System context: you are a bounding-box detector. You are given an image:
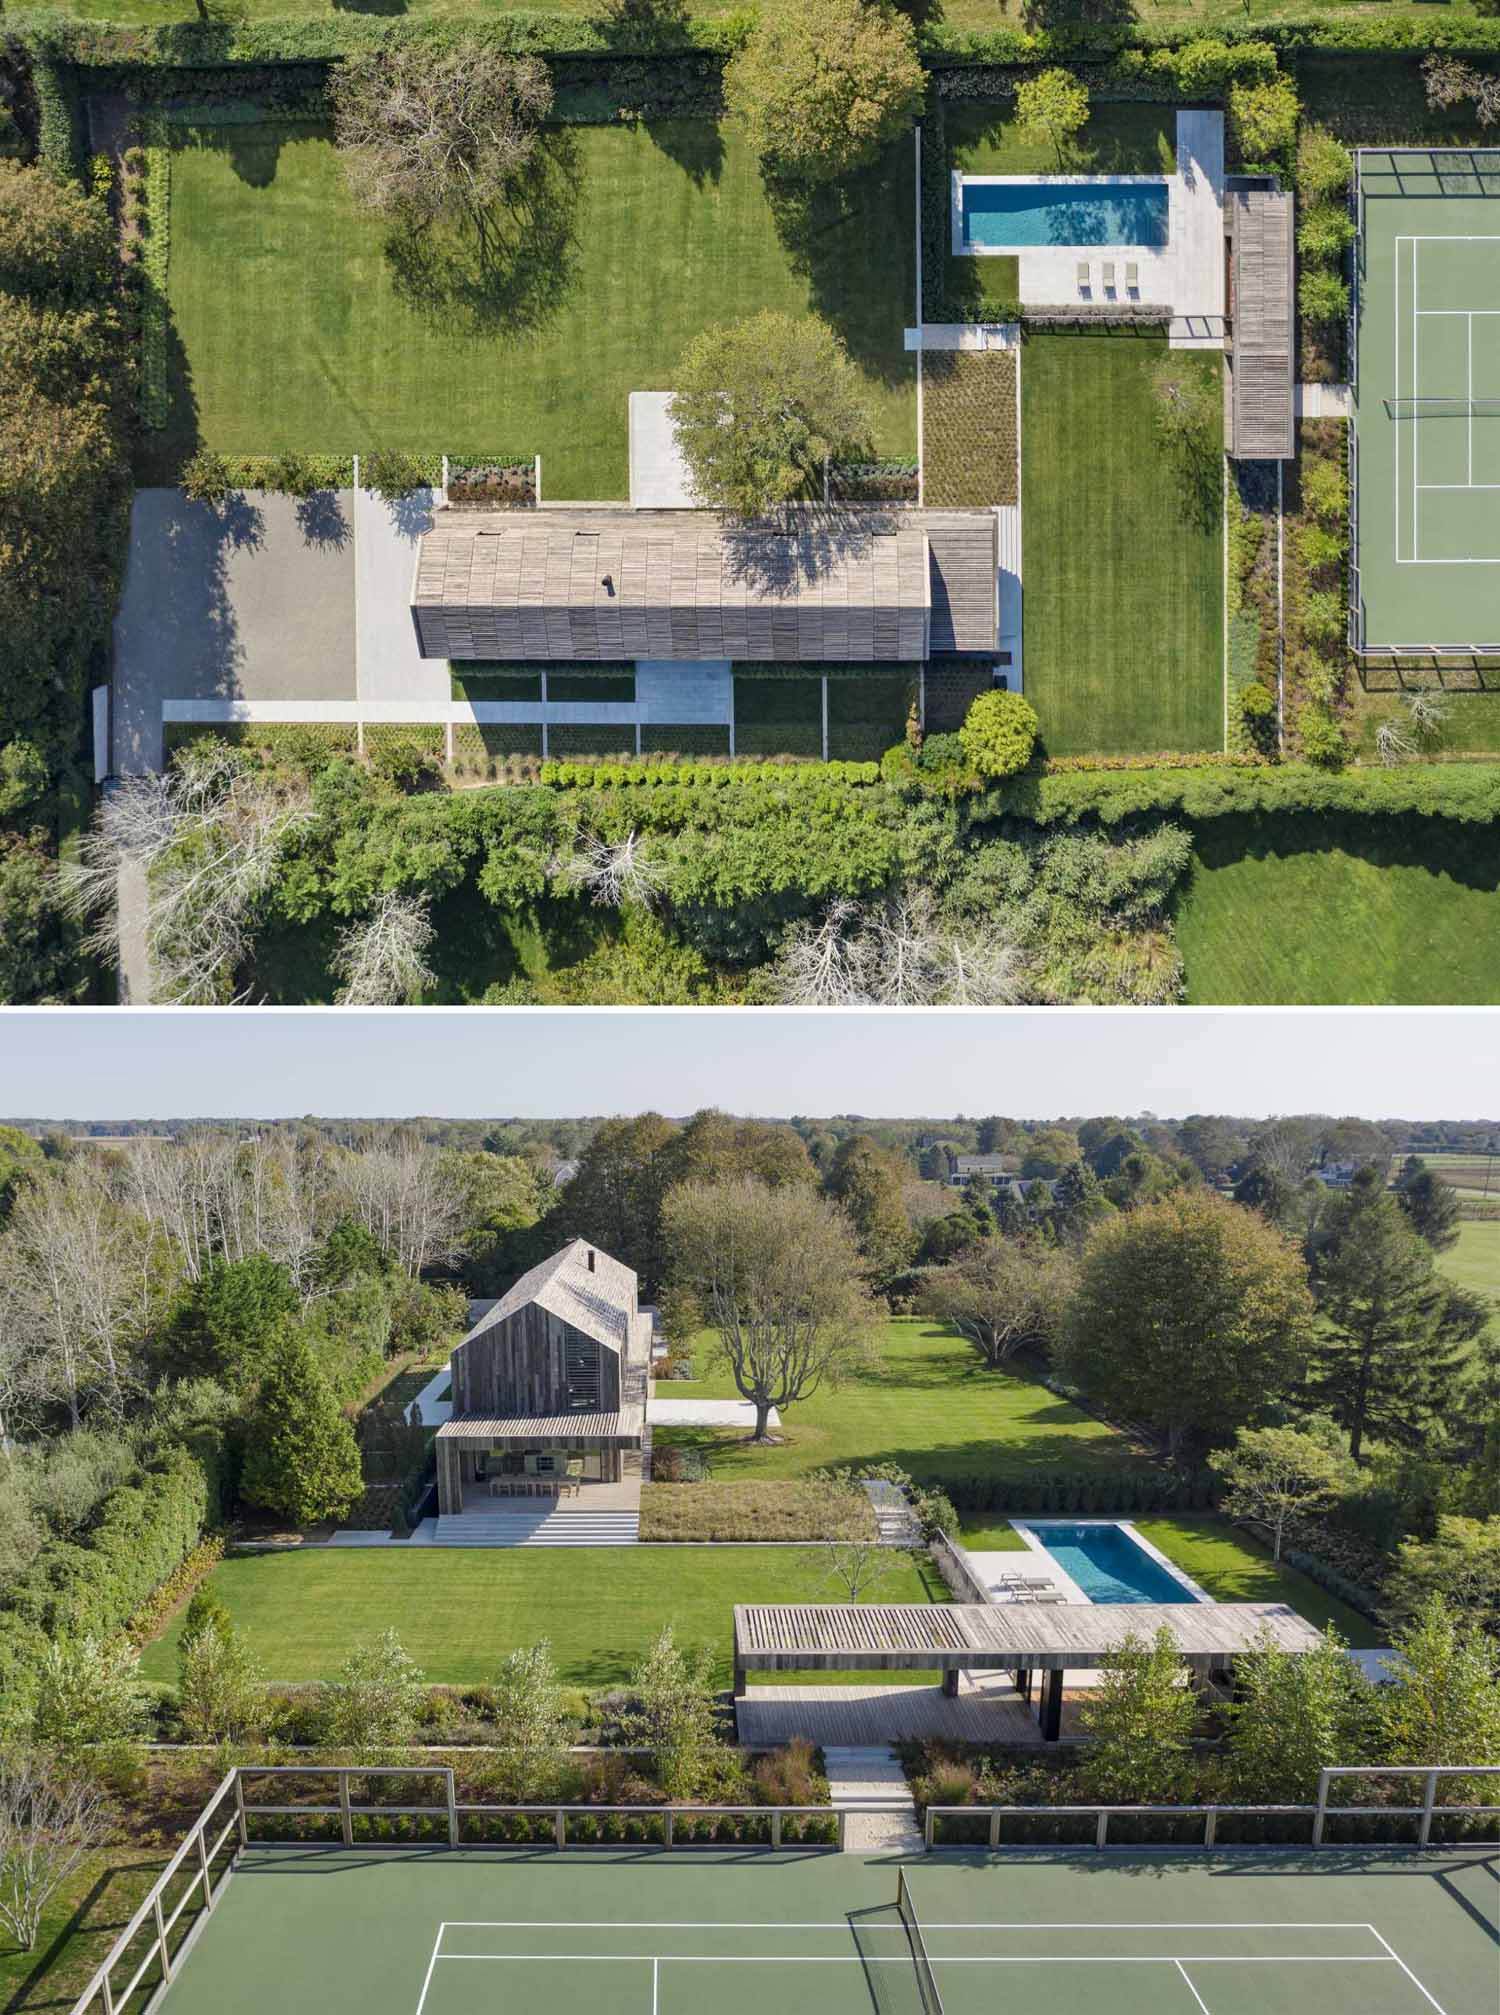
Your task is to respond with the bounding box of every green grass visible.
[656,1319,1148,1483]
[1177,814,1500,1004]
[953,1518,1031,1552]
[162,120,915,496]
[136,1546,942,1690]
[1295,51,1500,148]
[1435,1220,1500,1357]
[948,100,1177,178]
[1352,690,1500,759]
[1134,1517,1383,1647]
[1021,333,1224,757]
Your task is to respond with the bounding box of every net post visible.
[445,1768,459,1848]
[1420,1768,1438,1848]
[554,1808,566,1851]
[770,1810,782,1851]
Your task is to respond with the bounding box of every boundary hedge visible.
[983,761,1500,826]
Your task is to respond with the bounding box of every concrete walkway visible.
[646,1398,781,1428]
[1168,109,1227,347]
[1296,382,1352,419]
[821,1746,924,1855]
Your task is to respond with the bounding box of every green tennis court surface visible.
[1353,148,1500,651]
[154,1846,1495,2015]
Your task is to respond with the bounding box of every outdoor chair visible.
[1076,260,1090,293]
[1102,261,1116,293]
[1126,261,1139,293]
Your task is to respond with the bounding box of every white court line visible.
[652,1955,659,2015]
[1366,1925,1452,2015]
[412,1924,445,2015]
[432,1954,1397,1966]
[438,1920,1381,1931]
[1176,1959,1213,2015]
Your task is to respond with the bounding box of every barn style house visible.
[434,1239,651,1522]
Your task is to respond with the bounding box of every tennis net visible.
[1384,397,1500,420]
[896,1870,945,2015]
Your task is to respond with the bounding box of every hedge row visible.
[538,758,880,789]
[11,10,1500,71]
[983,760,1500,827]
[0,1446,211,1718]
[939,1469,1218,1515]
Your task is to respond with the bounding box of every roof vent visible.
[586,1247,596,1272]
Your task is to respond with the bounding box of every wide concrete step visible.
[421,1511,640,1548]
[821,1744,913,1809]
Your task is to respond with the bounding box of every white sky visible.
[0,1009,1495,1123]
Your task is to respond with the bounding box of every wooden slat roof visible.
[1228,189,1295,461]
[461,1239,637,1357]
[735,1602,1324,1673]
[411,509,996,663]
[437,1406,645,1441]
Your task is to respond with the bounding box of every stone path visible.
[821,1745,925,1855]
[645,1398,781,1429]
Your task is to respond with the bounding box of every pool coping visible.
[951,169,1173,260]
[1009,1517,1214,1607]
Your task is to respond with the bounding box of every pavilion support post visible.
[942,1668,960,1698]
[1039,1667,1065,1742]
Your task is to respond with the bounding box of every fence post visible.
[153,1893,172,1983]
[197,1822,214,1910]
[836,1810,847,1852]
[663,1810,674,1850]
[989,1809,1001,1849]
[770,1810,782,1851]
[234,1771,247,1848]
[1096,1811,1109,1851]
[1312,1769,1329,1848]
[446,1770,459,1849]
[339,1774,353,1849]
[923,1809,934,1849]
[1420,1769,1438,1849]
[555,1809,566,1851]
[1203,1809,1217,1850]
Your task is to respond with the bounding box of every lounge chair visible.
[1126,261,1139,293]
[1076,260,1090,293]
[1102,261,1116,293]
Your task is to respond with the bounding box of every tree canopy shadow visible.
[296,489,349,550]
[384,132,582,337]
[764,157,914,388]
[720,507,898,596]
[1020,0,1135,26]
[645,116,725,187]
[331,0,408,14]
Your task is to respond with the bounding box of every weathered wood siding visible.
[452,1302,622,1417]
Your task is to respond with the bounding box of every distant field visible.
[1436,1221,1500,1351]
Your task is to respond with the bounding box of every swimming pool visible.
[960,179,1170,251]
[1020,1521,1201,1605]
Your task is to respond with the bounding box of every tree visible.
[320,1629,426,1750]
[549,1111,680,1295]
[1048,1159,1116,1246]
[805,1474,909,1601]
[330,41,553,228]
[958,692,1039,779]
[333,891,436,1006]
[822,1134,914,1284]
[668,311,872,519]
[1013,68,1090,167]
[621,1626,718,1800]
[1310,1172,1466,1460]
[1060,1191,1313,1456]
[1380,1594,1500,1770]
[0,1751,114,1953]
[1225,1628,1374,1801]
[1393,1157,1460,1253]
[31,1637,146,1749]
[916,1238,1073,1368]
[1209,1424,1356,1562]
[493,1641,573,1798]
[240,1330,364,1527]
[0,833,84,1006]
[178,1622,267,1743]
[1385,1517,1500,1634]
[1229,74,1299,163]
[768,891,1024,1008]
[723,0,923,183]
[1078,1627,1201,1802]
[163,1254,300,1389]
[663,1177,881,1441]
[1018,1127,1080,1179]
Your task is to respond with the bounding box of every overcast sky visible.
[0,1010,1495,1123]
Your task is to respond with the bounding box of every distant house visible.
[1312,1161,1360,1188]
[434,1239,650,1516]
[951,1153,1020,1186]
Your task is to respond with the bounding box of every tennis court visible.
[1353,147,1500,651]
[150,1845,1495,2015]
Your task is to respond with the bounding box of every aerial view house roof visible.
[1226,188,1295,461]
[410,509,998,662]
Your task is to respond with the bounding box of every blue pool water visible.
[1021,1522,1200,1605]
[961,180,1170,250]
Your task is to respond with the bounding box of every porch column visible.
[1039,1667,1065,1742]
[941,1668,960,1698]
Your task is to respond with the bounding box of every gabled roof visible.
[410,508,999,662]
[461,1238,638,1357]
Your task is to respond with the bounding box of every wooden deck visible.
[737,1675,1087,1748]
[1228,188,1295,460]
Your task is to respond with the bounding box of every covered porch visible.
[435,1407,645,1517]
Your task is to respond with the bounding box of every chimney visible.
[586,1247,595,1273]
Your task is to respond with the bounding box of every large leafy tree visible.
[915,1237,1074,1368]
[1078,1627,1201,1802]
[822,1133,914,1285]
[240,1330,364,1527]
[1393,1155,1460,1252]
[1380,1594,1500,1769]
[664,1176,881,1440]
[1225,1628,1374,1801]
[162,1254,300,1390]
[1013,67,1090,168]
[1385,1516,1500,1634]
[668,311,872,519]
[1209,1424,1356,1562]
[724,0,923,183]
[1309,1170,1470,1460]
[548,1111,680,1295]
[1059,1190,1314,1455]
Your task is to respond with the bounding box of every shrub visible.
[362,449,432,499]
[1296,521,1345,574]
[31,1636,148,1748]
[1296,705,1347,770]
[1300,268,1349,325]
[1229,74,1299,167]
[181,450,235,507]
[320,1629,427,1749]
[1298,204,1355,264]
[368,733,443,790]
[1301,456,1348,527]
[958,691,1039,779]
[1238,681,1275,723]
[1302,589,1346,643]
[1298,126,1352,204]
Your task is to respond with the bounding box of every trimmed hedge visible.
[983,760,1500,826]
[939,1469,1217,1515]
[538,758,880,788]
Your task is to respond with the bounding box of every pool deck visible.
[949,111,1226,348]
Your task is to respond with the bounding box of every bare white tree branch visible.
[0,1752,114,1953]
[333,892,437,1006]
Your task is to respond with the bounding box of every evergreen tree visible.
[1393,1158,1460,1253]
[1048,1160,1113,1248]
[240,1330,364,1526]
[164,1254,299,1389]
[822,1134,913,1284]
[1310,1171,1466,1460]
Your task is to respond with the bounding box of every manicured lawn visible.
[1135,1517,1384,1647]
[137,1545,944,1690]
[1177,814,1500,1004]
[953,1518,1031,1552]
[162,119,915,496]
[656,1319,1148,1483]
[1021,333,1224,756]
[0,1848,170,2015]
[1351,690,1500,760]
[948,100,1177,178]
[1436,1219,1500,1354]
